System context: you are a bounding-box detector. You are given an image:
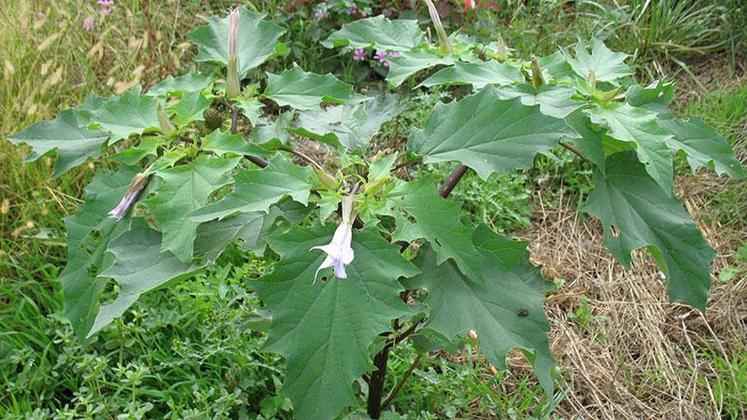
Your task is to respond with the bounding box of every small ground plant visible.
[8,4,744,418]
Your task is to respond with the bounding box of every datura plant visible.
[8,5,744,419]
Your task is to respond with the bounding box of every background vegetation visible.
[1,0,745,418]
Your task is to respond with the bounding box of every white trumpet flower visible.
[311,195,356,282]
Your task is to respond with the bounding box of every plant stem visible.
[558,141,588,162]
[381,353,423,410]
[230,106,240,133]
[367,344,391,419]
[366,167,470,418]
[439,164,469,198]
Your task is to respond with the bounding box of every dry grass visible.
[518,178,746,418]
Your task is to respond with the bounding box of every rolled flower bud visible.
[530,55,545,89]
[423,0,453,54]
[157,103,176,136]
[225,8,241,100]
[108,172,149,220]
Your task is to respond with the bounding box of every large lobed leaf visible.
[386,49,456,87]
[419,61,523,89]
[189,154,313,222]
[144,155,240,263]
[59,166,139,338]
[93,86,161,142]
[291,94,405,149]
[252,225,420,419]
[390,178,483,281]
[562,38,632,83]
[409,225,556,396]
[188,7,285,77]
[90,212,279,336]
[8,110,109,177]
[322,15,423,51]
[408,86,572,179]
[582,151,717,310]
[264,64,361,110]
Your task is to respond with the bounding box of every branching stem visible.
[439,164,469,198]
[381,353,423,410]
[558,141,589,162]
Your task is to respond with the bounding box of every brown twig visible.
[393,157,422,172]
[558,141,589,162]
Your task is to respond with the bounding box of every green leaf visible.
[494,84,583,119]
[386,49,456,87]
[582,151,716,311]
[291,94,404,149]
[408,87,571,179]
[145,155,240,262]
[565,111,606,171]
[322,16,423,51]
[59,166,140,339]
[91,213,266,336]
[418,61,523,89]
[190,154,313,222]
[264,64,361,110]
[408,225,555,396]
[659,117,745,180]
[626,80,674,114]
[234,96,263,125]
[8,110,109,177]
[93,86,160,143]
[168,90,212,127]
[112,137,161,166]
[252,112,293,145]
[368,152,398,181]
[188,7,285,77]
[537,51,575,82]
[201,129,267,157]
[562,38,632,83]
[147,73,215,97]
[391,178,483,281]
[252,225,419,419]
[587,103,674,193]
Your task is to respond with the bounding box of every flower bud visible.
[530,55,545,89]
[157,103,176,136]
[422,0,453,54]
[315,168,338,190]
[225,9,241,100]
[108,172,149,220]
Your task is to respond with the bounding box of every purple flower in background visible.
[311,196,356,282]
[374,50,392,67]
[108,173,148,220]
[313,8,326,20]
[36,12,46,21]
[353,48,366,61]
[387,51,400,58]
[83,16,95,31]
[348,3,358,15]
[98,0,114,15]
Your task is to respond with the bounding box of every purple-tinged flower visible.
[353,48,366,62]
[313,8,326,20]
[348,4,358,15]
[387,51,400,58]
[83,16,95,31]
[311,195,356,282]
[36,12,46,21]
[98,0,114,16]
[108,173,148,220]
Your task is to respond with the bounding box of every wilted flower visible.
[353,48,366,62]
[225,8,241,99]
[108,173,148,220]
[311,195,356,282]
[83,16,95,31]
